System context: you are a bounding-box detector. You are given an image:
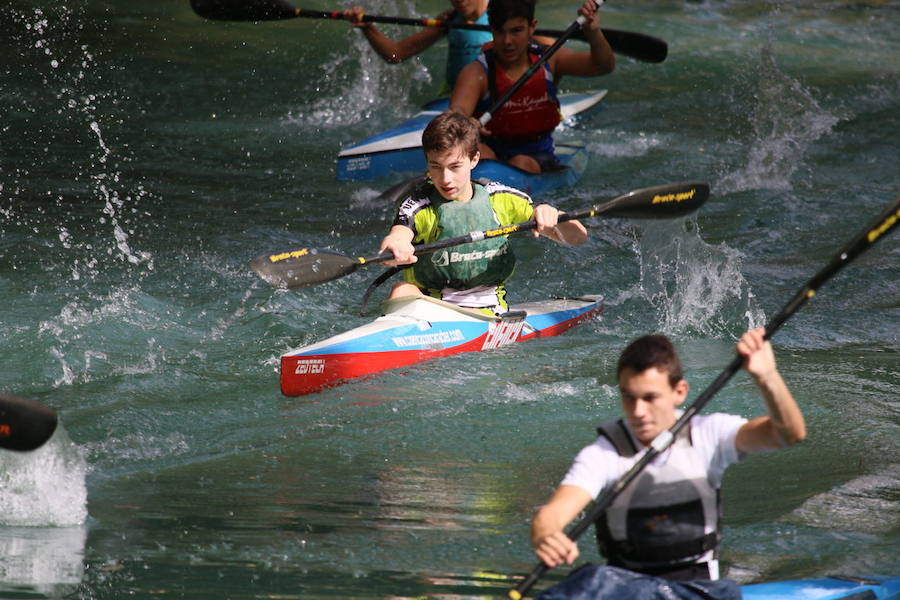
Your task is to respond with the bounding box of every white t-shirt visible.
[561,412,748,499]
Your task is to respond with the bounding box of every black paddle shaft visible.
[508,195,900,600]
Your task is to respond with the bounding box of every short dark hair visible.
[616,334,684,387]
[488,0,536,30]
[422,111,480,159]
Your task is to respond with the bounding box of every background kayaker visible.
[343,0,491,94]
[449,0,615,174]
[378,110,587,314]
[530,328,807,595]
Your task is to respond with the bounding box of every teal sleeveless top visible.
[444,11,492,90]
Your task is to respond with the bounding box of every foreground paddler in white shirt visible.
[378,110,587,315]
[530,328,806,598]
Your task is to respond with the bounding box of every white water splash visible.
[718,42,840,194]
[0,525,86,592]
[92,121,154,268]
[635,220,764,336]
[348,186,387,211]
[37,287,165,387]
[284,0,429,128]
[9,5,155,280]
[0,425,88,527]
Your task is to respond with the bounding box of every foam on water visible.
[0,424,88,527]
[35,285,166,387]
[0,525,86,593]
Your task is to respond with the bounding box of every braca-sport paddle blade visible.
[190,0,296,21]
[597,181,709,219]
[0,394,58,452]
[249,247,364,290]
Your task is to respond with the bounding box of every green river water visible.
[1,0,898,598]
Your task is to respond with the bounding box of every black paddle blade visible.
[600,28,668,63]
[0,395,58,452]
[190,0,297,21]
[600,181,709,219]
[249,248,362,290]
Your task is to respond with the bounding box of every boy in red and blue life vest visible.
[450,0,615,173]
[531,329,806,597]
[378,110,587,314]
[343,0,491,93]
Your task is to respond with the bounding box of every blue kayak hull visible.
[336,90,606,194]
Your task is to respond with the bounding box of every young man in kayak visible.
[343,0,491,93]
[378,110,587,314]
[449,0,615,173]
[530,329,806,592]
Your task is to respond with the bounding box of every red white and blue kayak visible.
[741,576,899,599]
[335,90,606,196]
[280,294,603,396]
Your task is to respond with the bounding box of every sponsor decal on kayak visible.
[345,156,371,172]
[392,329,466,348]
[269,248,309,263]
[294,358,325,375]
[432,245,508,266]
[652,188,696,204]
[482,318,525,350]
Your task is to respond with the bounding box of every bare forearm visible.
[735,329,807,452]
[754,369,806,446]
[586,28,615,74]
[360,26,405,63]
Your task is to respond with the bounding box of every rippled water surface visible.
[1,0,898,598]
